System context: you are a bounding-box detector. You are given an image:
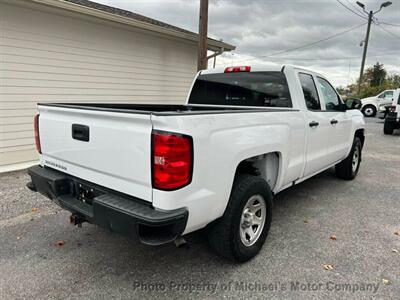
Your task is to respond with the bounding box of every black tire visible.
[335,137,362,180]
[362,105,377,117]
[384,120,394,135]
[207,174,273,262]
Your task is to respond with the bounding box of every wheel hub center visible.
[242,209,254,228]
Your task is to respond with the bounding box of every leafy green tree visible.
[338,63,399,99]
[365,62,387,87]
[388,74,400,87]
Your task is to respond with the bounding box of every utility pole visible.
[356,1,392,95]
[197,0,208,71]
[357,11,373,95]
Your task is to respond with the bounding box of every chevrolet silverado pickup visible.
[27,64,365,262]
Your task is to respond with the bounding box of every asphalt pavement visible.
[0,118,399,299]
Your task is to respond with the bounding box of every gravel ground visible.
[0,118,399,299]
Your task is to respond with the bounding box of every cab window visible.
[298,73,321,110]
[379,91,393,99]
[385,91,393,99]
[189,72,292,107]
[316,77,343,111]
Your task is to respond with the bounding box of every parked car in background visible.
[27,64,365,262]
[384,89,400,135]
[361,90,395,117]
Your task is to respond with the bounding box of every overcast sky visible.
[96,0,399,87]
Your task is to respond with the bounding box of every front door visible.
[315,76,353,163]
[378,90,394,106]
[297,72,333,177]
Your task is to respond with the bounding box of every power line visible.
[375,23,400,39]
[336,0,368,20]
[264,51,399,61]
[374,18,400,27]
[231,23,366,64]
[217,51,398,67]
[343,0,367,16]
[379,22,400,27]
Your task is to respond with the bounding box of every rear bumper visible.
[27,165,188,245]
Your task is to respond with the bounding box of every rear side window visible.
[298,73,321,110]
[188,72,292,107]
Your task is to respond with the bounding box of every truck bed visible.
[36,102,297,204]
[38,103,296,116]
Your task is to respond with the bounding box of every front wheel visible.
[207,174,273,262]
[362,105,377,117]
[335,137,362,180]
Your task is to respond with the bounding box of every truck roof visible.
[200,62,325,78]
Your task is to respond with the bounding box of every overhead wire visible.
[374,23,400,39]
[263,51,398,61]
[228,23,367,64]
[336,0,368,20]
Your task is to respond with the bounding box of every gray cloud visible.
[96,0,399,86]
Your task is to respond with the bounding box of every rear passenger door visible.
[315,77,352,163]
[297,72,334,177]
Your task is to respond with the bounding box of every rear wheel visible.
[335,137,362,180]
[208,174,273,262]
[362,105,377,117]
[384,120,394,135]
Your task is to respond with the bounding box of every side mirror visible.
[346,99,362,110]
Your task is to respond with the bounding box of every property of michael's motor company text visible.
[132,281,380,294]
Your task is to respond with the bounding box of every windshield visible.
[189,72,292,108]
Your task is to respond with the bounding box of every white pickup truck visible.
[361,89,395,117]
[27,64,365,262]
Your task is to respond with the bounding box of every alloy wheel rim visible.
[240,194,266,246]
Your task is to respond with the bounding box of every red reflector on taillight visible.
[224,66,251,73]
[152,131,193,190]
[34,114,41,154]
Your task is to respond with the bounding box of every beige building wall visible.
[0,0,198,172]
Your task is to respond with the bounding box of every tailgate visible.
[38,105,153,202]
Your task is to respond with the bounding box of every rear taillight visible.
[34,114,41,154]
[224,66,251,73]
[389,106,396,112]
[152,131,193,190]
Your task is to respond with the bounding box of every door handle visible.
[330,119,338,125]
[309,121,319,128]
